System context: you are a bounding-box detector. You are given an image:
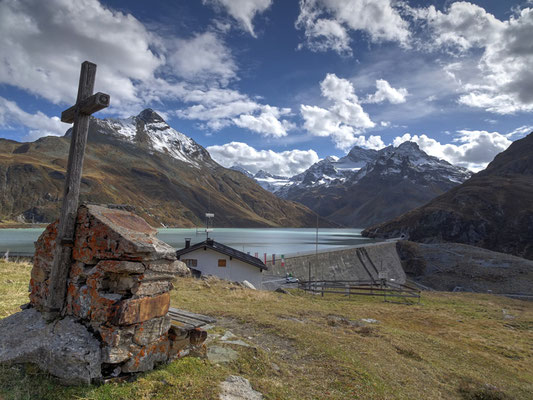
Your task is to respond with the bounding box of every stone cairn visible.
[0,204,204,384]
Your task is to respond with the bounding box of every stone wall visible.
[18,204,194,381]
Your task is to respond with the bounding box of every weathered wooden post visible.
[44,61,110,320]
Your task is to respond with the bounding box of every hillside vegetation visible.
[0,260,532,399]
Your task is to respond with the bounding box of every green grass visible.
[1,260,532,399]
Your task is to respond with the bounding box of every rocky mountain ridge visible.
[246,141,471,227]
[83,109,214,167]
[363,132,533,260]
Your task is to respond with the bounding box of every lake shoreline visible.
[0,227,373,257]
[0,223,48,229]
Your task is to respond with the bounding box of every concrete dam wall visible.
[265,242,406,284]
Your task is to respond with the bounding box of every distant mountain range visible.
[363,132,533,260]
[233,142,472,227]
[0,109,328,228]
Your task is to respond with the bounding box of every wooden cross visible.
[44,61,110,320]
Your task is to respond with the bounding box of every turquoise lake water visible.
[0,228,375,256]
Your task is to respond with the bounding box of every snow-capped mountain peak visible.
[355,141,472,183]
[254,141,472,196]
[92,109,213,167]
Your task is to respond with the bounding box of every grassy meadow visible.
[0,260,532,399]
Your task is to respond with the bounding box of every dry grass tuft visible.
[0,260,32,318]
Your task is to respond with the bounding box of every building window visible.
[218,259,226,267]
[183,259,197,267]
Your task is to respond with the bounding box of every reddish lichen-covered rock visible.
[29,221,58,310]
[132,316,171,346]
[121,336,171,373]
[115,293,170,326]
[72,205,176,263]
[25,204,187,382]
[96,260,146,274]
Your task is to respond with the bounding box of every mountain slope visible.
[0,110,328,228]
[281,142,471,227]
[362,132,533,260]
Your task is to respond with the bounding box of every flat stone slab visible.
[73,204,176,263]
[219,375,263,400]
[0,309,102,385]
[220,331,250,347]
[207,346,239,364]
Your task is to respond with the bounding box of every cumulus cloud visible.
[233,106,293,138]
[206,142,319,176]
[0,0,163,109]
[352,135,386,150]
[300,73,376,149]
[0,97,66,141]
[414,2,504,51]
[417,2,533,114]
[296,0,410,55]
[365,79,408,104]
[392,129,514,171]
[203,0,273,37]
[0,0,292,140]
[167,32,237,84]
[177,87,294,136]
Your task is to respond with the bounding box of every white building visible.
[176,238,267,288]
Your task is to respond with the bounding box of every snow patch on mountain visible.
[230,166,292,192]
[93,109,212,167]
[354,141,472,185]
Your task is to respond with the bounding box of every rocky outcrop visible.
[0,308,101,385]
[219,375,264,400]
[2,204,197,384]
[363,133,533,260]
[396,241,533,293]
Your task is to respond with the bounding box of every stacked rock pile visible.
[1,204,201,384]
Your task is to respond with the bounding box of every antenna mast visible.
[205,212,214,240]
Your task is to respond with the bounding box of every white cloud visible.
[414,2,504,51]
[206,141,319,176]
[300,73,376,149]
[167,32,237,85]
[417,2,533,114]
[203,0,273,37]
[177,87,294,136]
[0,0,163,110]
[296,0,410,55]
[0,97,66,141]
[0,0,288,134]
[506,125,533,138]
[233,106,293,138]
[351,135,386,150]
[392,129,514,171]
[365,79,408,104]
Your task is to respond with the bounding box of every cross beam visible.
[44,61,110,320]
[61,92,110,123]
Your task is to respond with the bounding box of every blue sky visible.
[1,0,533,176]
